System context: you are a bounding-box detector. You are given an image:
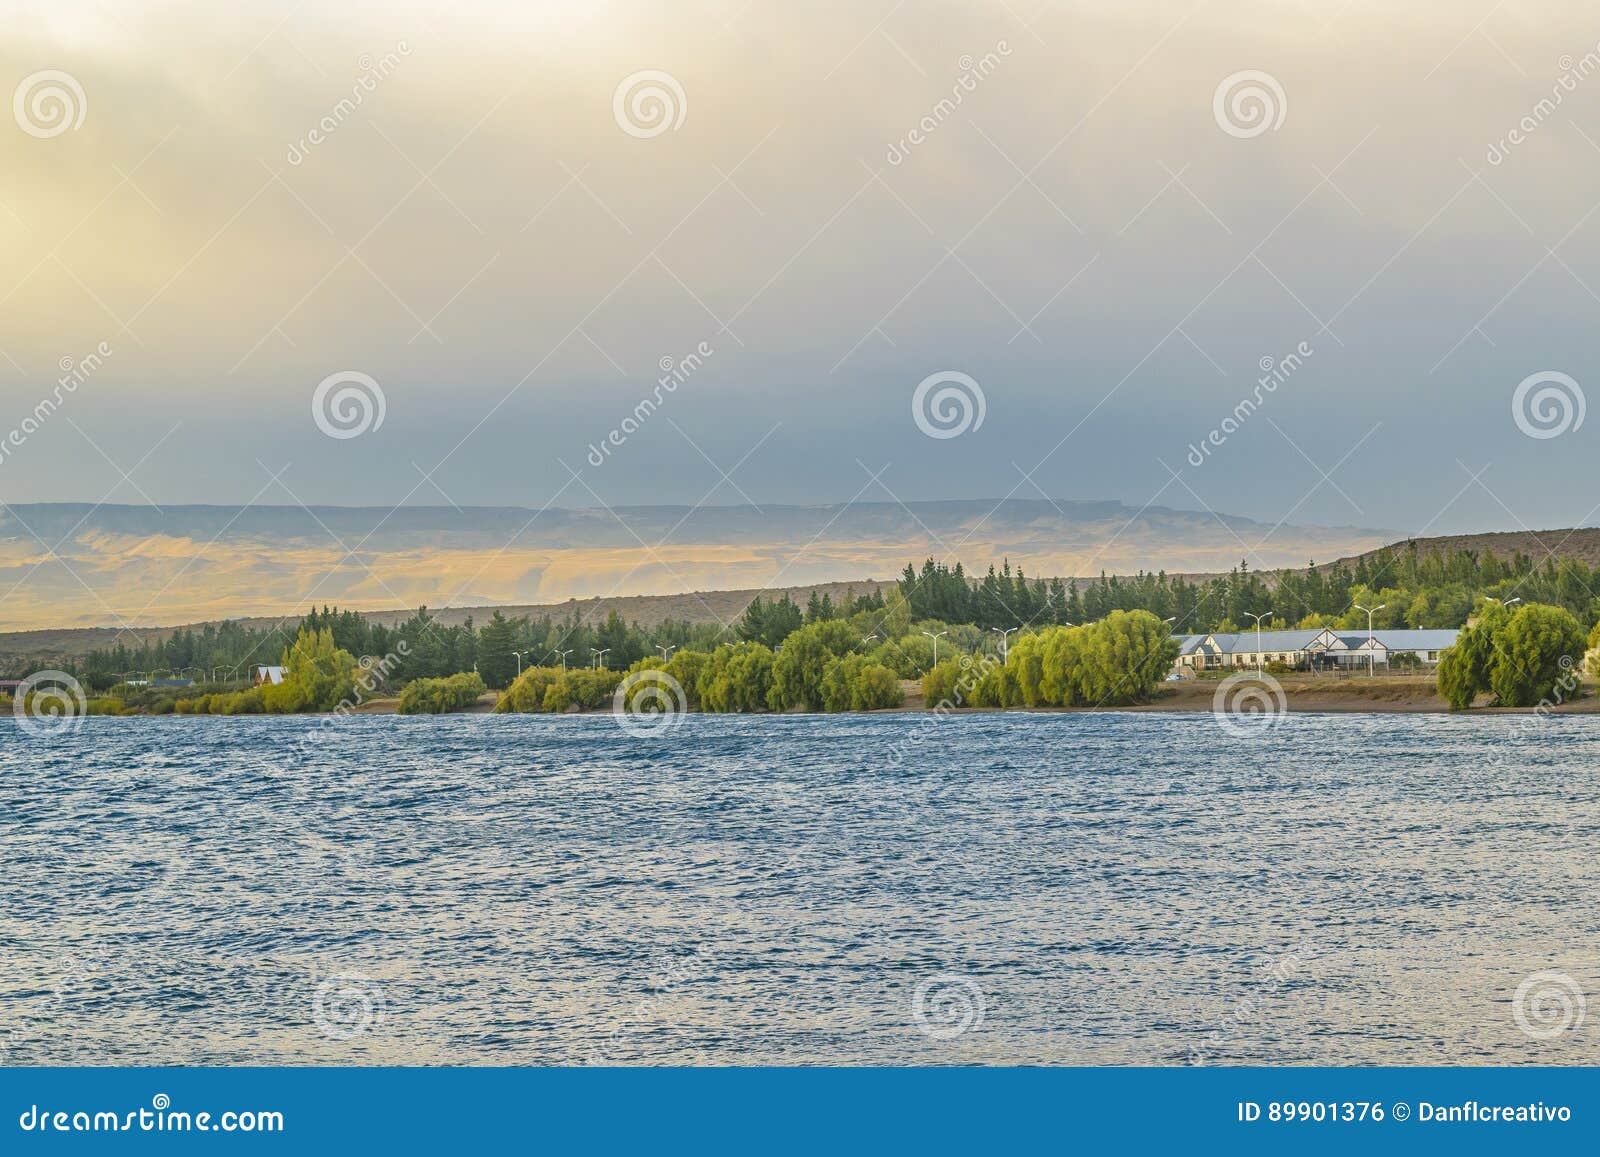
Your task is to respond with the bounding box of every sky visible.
[1,0,1598,538]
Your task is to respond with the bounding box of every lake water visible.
[3,711,1597,1066]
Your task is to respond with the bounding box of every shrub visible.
[817,654,904,712]
[663,649,712,709]
[540,668,624,712]
[698,643,776,712]
[212,688,265,715]
[1436,600,1574,710]
[496,666,565,713]
[261,628,358,713]
[399,671,487,714]
[768,620,859,710]
[1488,604,1587,708]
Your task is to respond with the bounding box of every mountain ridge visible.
[0,498,1397,635]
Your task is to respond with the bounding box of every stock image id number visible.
[1239,1102,1388,1124]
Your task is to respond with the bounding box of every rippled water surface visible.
[4,712,1598,1065]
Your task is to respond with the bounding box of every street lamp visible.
[991,626,1018,661]
[511,650,530,677]
[656,644,677,661]
[861,633,879,645]
[1353,603,1386,677]
[1244,611,1273,674]
[591,648,610,669]
[549,648,574,671]
[921,629,948,666]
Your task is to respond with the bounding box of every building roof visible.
[1340,629,1460,651]
[255,665,286,684]
[1210,629,1336,654]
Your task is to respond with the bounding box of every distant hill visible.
[1327,528,1600,570]
[0,499,1392,635]
[3,521,1596,662]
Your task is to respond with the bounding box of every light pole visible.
[511,650,530,677]
[656,644,677,661]
[992,626,1018,662]
[549,648,573,671]
[1244,611,1273,674]
[592,648,610,669]
[861,634,879,646]
[1353,603,1386,677]
[921,629,947,666]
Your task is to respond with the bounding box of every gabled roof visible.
[1339,629,1461,650]
[1215,628,1336,654]
[1377,629,1460,649]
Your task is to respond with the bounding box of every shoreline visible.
[101,674,1595,717]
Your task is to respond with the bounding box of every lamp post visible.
[511,650,530,677]
[991,626,1018,662]
[656,644,676,661]
[921,629,947,666]
[591,648,610,669]
[1244,611,1272,674]
[1353,603,1386,677]
[861,634,879,646]
[549,648,573,671]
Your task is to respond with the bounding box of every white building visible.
[1174,627,1459,671]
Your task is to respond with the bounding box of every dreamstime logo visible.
[1511,371,1584,440]
[311,970,386,1040]
[1211,672,1286,737]
[885,41,1012,165]
[612,669,688,737]
[1512,971,1586,1041]
[13,70,87,139]
[912,371,986,439]
[287,41,411,165]
[1487,44,1600,165]
[11,670,87,738]
[312,371,386,439]
[0,340,112,470]
[612,70,686,138]
[1212,70,1287,139]
[912,974,985,1040]
[588,340,714,467]
[1186,341,1312,467]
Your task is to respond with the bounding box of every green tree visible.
[1435,600,1512,709]
[1489,604,1587,707]
[1066,611,1177,706]
[399,671,487,714]
[699,642,777,712]
[476,611,518,689]
[738,595,804,648]
[767,620,858,710]
[262,627,357,712]
[818,654,904,711]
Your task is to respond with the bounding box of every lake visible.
[2,711,1596,1065]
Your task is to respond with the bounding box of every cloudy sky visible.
[2,0,1597,536]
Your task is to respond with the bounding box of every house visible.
[1173,628,1461,671]
[1174,628,1348,671]
[254,665,286,686]
[1330,629,1461,669]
